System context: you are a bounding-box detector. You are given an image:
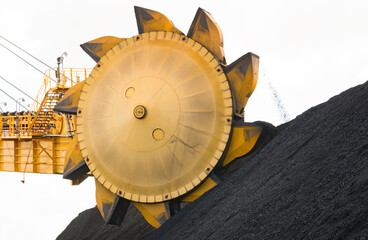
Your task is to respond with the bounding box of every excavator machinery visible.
[0,6,276,228]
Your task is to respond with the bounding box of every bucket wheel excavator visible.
[0,6,276,228]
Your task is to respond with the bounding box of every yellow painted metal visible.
[63,136,89,185]
[187,8,226,64]
[95,178,118,221]
[64,137,83,170]
[0,68,91,174]
[1,114,33,139]
[181,176,219,202]
[95,180,116,220]
[0,68,90,137]
[134,6,183,35]
[225,53,259,118]
[222,124,262,166]
[27,89,54,134]
[80,36,125,63]
[30,68,90,113]
[50,113,65,135]
[54,81,85,114]
[133,202,170,228]
[95,179,130,225]
[0,137,70,174]
[77,32,233,203]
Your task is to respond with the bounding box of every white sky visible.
[0,1,367,239]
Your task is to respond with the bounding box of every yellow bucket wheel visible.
[54,6,276,228]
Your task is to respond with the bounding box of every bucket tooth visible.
[80,36,124,62]
[95,180,130,225]
[225,53,259,119]
[133,202,171,228]
[63,136,89,184]
[223,121,277,169]
[134,6,183,34]
[54,81,84,115]
[187,8,226,63]
[222,122,263,166]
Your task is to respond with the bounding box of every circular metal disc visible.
[77,32,233,203]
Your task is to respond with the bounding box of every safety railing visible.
[28,68,92,113]
[1,68,91,138]
[1,113,33,138]
[55,68,91,88]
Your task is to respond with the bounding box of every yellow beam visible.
[0,137,70,174]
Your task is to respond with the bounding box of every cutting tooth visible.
[133,202,170,228]
[225,53,259,118]
[187,8,226,63]
[222,122,263,166]
[95,180,130,225]
[222,121,277,176]
[54,81,84,115]
[134,6,183,34]
[63,136,89,185]
[80,36,124,62]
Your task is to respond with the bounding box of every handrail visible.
[56,67,91,88]
[27,89,51,134]
[0,114,33,137]
[1,68,91,138]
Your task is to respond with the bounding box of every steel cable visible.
[0,75,40,104]
[0,42,57,83]
[0,35,54,70]
[0,88,30,111]
[0,36,75,84]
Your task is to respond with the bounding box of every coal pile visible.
[56,206,154,240]
[58,82,368,239]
